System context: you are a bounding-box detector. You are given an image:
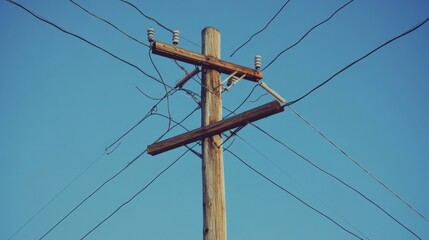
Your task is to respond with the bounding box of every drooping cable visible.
[224,84,259,118]
[224,148,363,240]
[119,0,200,48]
[37,104,200,239]
[148,49,172,128]
[229,0,292,57]
[68,0,149,47]
[251,123,422,239]
[80,146,194,239]
[104,89,175,153]
[7,0,171,92]
[7,152,105,240]
[289,106,429,223]
[234,133,371,239]
[263,0,354,71]
[284,16,429,107]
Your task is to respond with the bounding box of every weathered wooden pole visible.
[201,27,226,240]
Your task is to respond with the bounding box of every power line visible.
[263,0,354,71]
[222,105,420,237]
[119,0,200,48]
[37,105,200,239]
[148,49,173,128]
[7,71,176,240]
[229,0,292,57]
[234,133,370,240]
[7,152,105,240]
[80,146,194,239]
[224,84,259,118]
[251,123,422,239]
[7,0,170,92]
[289,106,429,223]
[68,0,150,47]
[104,90,175,153]
[224,148,363,240]
[284,16,429,107]
[37,149,147,240]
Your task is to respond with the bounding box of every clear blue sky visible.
[1,0,428,239]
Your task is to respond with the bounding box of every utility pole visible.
[146,26,285,240]
[201,27,226,240]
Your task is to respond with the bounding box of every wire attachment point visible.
[147,28,155,43]
[173,30,180,45]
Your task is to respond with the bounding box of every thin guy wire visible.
[38,105,200,239]
[119,0,200,48]
[80,146,194,239]
[284,16,429,107]
[251,123,421,239]
[7,0,171,91]
[37,149,147,240]
[289,106,429,223]
[230,0,292,57]
[7,152,105,240]
[224,148,363,240]
[132,106,367,239]
[68,0,150,47]
[234,133,370,240]
[263,0,354,71]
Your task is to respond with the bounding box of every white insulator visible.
[147,28,155,43]
[259,81,286,104]
[255,55,262,70]
[172,30,180,45]
[227,76,239,87]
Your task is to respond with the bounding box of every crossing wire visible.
[68,0,150,47]
[284,16,429,107]
[263,0,354,71]
[224,148,363,240]
[6,0,171,92]
[119,0,200,48]
[289,106,429,223]
[251,123,422,239]
[80,146,195,239]
[229,0,292,57]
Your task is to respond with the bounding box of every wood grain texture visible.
[151,41,263,82]
[147,100,284,156]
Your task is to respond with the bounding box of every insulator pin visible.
[255,55,262,70]
[173,30,180,45]
[147,28,155,43]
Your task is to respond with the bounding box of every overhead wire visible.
[250,123,422,239]
[148,49,172,128]
[119,0,200,48]
[132,104,369,239]
[224,84,259,118]
[289,106,429,223]
[80,146,195,239]
[234,133,371,239]
[263,0,354,71]
[68,0,149,47]
[250,92,268,103]
[37,103,200,239]
[224,148,363,240]
[6,0,171,94]
[229,0,293,57]
[284,16,429,107]
[6,152,105,240]
[222,104,421,239]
